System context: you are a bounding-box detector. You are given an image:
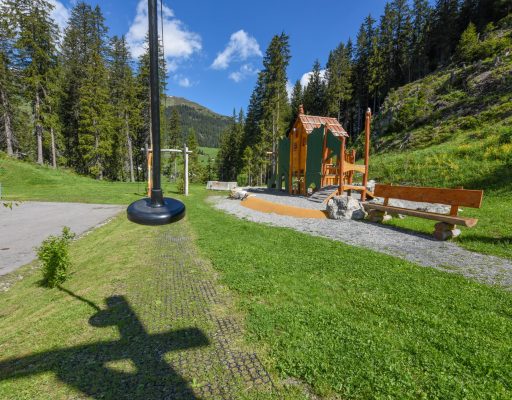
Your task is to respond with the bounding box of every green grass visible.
[187,191,512,399]
[368,135,512,259]
[198,146,218,166]
[1,155,512,398]
[0,208,293,399]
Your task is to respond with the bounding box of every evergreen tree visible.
[428,0,461,69]
[0,2,16,156]
[186,127,202,183]
[353,15,376,134]
[260,33,291,180]
[325,42,352,120]
[12,0,59,165]
[75,6,112,179]
[166,107,181,180]
[456,22,480,62]
[303,60,326,115]
[108,35,137,181]
[411,0,431,80]
[290,79,303,121]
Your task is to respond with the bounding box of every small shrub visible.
[37,227,75,288]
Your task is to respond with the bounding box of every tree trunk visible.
[125,114,135,182]
[0,89,14,156]
[50,126,57,168]
[35,92,43,165]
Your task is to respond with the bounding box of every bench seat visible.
[364,203,478,227]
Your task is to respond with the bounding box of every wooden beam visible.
[373,184,484,208]
[343,163,366,173]
[364,204,479,227]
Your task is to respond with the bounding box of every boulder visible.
[327,196,368,220]
[229,189,252,200]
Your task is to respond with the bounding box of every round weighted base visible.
[127,197,185,226]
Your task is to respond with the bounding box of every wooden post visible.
[362,108,371,201]
[147,148,153,197]
[289,128,294,194]
[321,126,328,188]
[339,136,346,196]
[183,145,189,196]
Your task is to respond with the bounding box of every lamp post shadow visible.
[0,295,209,399]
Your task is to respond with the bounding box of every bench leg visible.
[367,210,392,223]
[433,222,461,241]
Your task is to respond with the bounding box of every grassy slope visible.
[358,24,512,258]
[0,159,511,398]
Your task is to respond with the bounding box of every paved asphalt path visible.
[0,202,123,276]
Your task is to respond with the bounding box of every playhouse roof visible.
[297,114,348,137]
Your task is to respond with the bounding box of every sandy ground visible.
[0,202,123,275]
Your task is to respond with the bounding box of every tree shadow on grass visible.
[0,293,209,399]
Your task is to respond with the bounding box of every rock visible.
[433,222,461,241]
[229,189,252,200]
[327,196,368,220]
[367,209,392,223]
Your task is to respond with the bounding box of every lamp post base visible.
[127,197,185,225]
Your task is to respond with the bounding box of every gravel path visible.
[213,195,512,290]
[0,201,123,275]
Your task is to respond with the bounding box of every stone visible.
[229,189,251,200]
[433,222,461,241]
[367,209,392,223]
[327,196,368,220]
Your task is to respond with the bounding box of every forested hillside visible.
[216,0,512,186]
[368,17,512,190]
[163,96,230,148]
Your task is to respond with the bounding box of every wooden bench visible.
[364,184,484,240]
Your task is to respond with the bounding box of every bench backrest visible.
[373,184,483,208]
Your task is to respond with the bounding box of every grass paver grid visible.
[124,225,274,399]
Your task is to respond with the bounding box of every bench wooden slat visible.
[364,203,479,227]
[373,184,483,208]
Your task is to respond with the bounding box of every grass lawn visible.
[2,154,512,398]
[187,191,512,398]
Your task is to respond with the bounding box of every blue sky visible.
[51,0,389,116]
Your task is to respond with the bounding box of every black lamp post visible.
[126,0,185,225]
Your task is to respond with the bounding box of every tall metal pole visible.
[148,0,163,206]
[126,0,185,225]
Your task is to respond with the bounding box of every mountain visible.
[163,96,231,148]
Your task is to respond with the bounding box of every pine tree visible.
[428,0,461,69]
[290,79,303,121]
[166,107,181,180]
[411,0,431,80]
[325,42,352,120]
[75,6,112,179]
[260,33,291,181]
[0,2,16,156]
[303,60,326,115]
[108,35,137,181]
[456,22,480,62]
[12,0,59,165]
[352,15,376,134]
[186,127,202,183]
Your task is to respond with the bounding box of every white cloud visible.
[178,77,191,87]
[48,0,70,33]
[127,0,201,71]
[228,63,258,83]
[212,30,262,70]
[300,69,327,88]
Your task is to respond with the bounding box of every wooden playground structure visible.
[275,105,372,202]
[267,105,485,240]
